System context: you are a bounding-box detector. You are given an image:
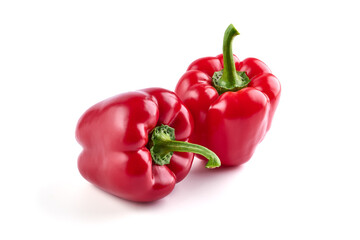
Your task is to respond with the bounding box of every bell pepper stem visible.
[154,140,221,168]
[212,24,251,94]
[149,125,221,168]
[222,24,240,85]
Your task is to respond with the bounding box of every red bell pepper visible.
[175,24,281,166]
[76,88,220,202]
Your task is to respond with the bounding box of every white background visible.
[1,0,359,239]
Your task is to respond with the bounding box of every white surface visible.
[1,0,359,239]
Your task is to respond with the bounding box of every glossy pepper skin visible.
[175,24,281,166]
[76,88,220,202]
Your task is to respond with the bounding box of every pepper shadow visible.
[38,159,245,220]
[166,158,244,205]
[38,181,167,222]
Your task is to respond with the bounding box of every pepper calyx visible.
[212,70,250,94]
[149,125,175,166]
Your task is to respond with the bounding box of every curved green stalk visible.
[149,125,221,168]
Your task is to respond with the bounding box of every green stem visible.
[212,24,251,95]
[154,140,220,168]
[149,125,221,169]
[222,24,240,86]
